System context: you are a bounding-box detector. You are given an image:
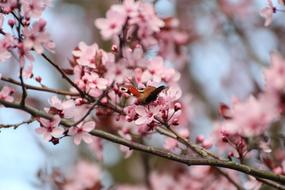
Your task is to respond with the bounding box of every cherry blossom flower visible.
[0,34,17,62]
[0,86,15,102]
[72,42,98,68]
[264,52,285,93]
[0,0,17,12]
[141,57,180,83]
[95,5,127,40]
[22,63,33,78]
[260,0,276,27]
[68,121,95,145]
[123,0,139,18]
[134,105,160,125]
[36,115,64,141]
[78,72,109,97]
[63,160,101,190]
[22,19,55,54]
[46,96,75,118]
[215,95,278,137]
[21,0,51,18]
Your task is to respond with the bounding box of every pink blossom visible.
[260,0,276,27]
[264,52,285,93]
[88,137,103,160]
[21,0,51,18]
[0,86,15,102]
[134,105,160,125]
[123,0,139,18]
[72,42,98,68]
[0,34,17,62]
[159,86,182,102]
[0,0,17,12]
[63,160,101,190]
[120,145,133,158]
[141,57,180,83]
[22,19,55,54]
[68,121,95,145]
[46,96,75,118]
[22,63,33,78]
[36,115,64,141]
[121,46,146,67]
[79,72,109,97]
[216,96,278,137]
[95,5,127,40]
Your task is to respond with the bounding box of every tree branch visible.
[19,67,27,106]
[0,99,285,185]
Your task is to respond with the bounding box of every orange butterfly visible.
[120,85,166,105]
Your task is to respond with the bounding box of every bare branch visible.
[1,76,80,96]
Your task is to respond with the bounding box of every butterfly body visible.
[120,85,166,105]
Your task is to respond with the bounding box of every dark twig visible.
[1,76,80,96]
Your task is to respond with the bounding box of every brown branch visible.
[19,67,27,105]
[0,99,285,185]
[1,76,80,96]
[0,118,33,129]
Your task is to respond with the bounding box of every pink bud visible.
[202,140,212,149]
[3,7,11,14]
[273,167,283,175]
[8,19,15,28]
[196,135,204,143]
[228,151,234,157]
[111,45,118,52]
[38,19,47,32]
[35,76,42,83]
[172,118,179,126]
[219,103,232,119]
[174,102,182,111]
[126,115,133,122]
[100,97,108,104]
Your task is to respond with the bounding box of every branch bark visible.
[0,99,284,185]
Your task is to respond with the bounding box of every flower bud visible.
[202,140,212,149]
[174,102,182,111]
[35,76,42,83]
[172,118,179,126]
[196,135,204,144]
[8,19,15,28]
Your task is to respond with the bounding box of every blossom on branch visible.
[68,121,96,145]
[36,115,64,141]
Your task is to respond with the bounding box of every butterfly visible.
[120,85,166,105]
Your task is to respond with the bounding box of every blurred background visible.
[0,0,283,189]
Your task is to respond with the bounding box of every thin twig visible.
[0,118,33,129]
[19,67,27,105]
[1,76,80,96]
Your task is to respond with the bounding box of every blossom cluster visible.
[212,52,285,162]
[19,0,190,156]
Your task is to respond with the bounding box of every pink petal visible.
[82,133,94,144]
[135,116,149,125]
[51,127,64,136]
[74,134,83,145]
[83,121,96,132]
[135,106,147,117]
